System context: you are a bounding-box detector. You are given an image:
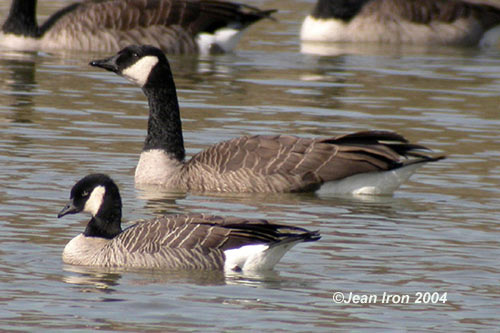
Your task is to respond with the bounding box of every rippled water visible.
[1,0,500,331]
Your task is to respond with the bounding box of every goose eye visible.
[132,52,139,58]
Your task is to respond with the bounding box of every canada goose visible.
[0,0,275,54]
[58,174,320,270]
[90,44,444,195]
[300,0,500,46]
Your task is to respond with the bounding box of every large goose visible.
[90,44,444,195]
[300,0,500,47]
[58,174,320,270]
[0,0,275,54]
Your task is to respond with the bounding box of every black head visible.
[58,174,121,218]
[89,45,171,87]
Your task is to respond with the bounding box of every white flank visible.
[224,241,299,271]
[122,55,159,87]
[196,28,242,55]
[83,185,106,216]
[316,163,424,196]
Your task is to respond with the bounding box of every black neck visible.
[311,0,369,21]
[142,65,185,161]
[83,190,123,239]
[84,216,122,239]
[2,0,39,37]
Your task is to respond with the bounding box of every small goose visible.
[90,44,444,195]
[300,0,500,46]
[58,174,320,270]
[0,0,275,54]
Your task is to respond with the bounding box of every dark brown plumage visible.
[368,0,500,27]
[122,214,319,253]
[182,131,443,192]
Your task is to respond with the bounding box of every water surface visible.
[0,0,500,331]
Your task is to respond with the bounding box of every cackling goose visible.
[58,174,320,270]
[90,44,445,195]
[300,0,500,46]
[0,0,275,54]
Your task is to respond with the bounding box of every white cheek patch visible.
[83,185,106,216]
[122,55,159,87]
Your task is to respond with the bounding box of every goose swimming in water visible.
[90,44,445,195]
[300,0,500,47]
[0,0,275,54]
[58,174,320,270]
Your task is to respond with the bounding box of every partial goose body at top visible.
[58,174,320,271]
[0,0,275,54]
[300,0,500,46]
[90,45,445,195]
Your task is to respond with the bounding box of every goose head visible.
[58,174,122,220]
[89,44,172,88]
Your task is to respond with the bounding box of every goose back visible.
[177,131,440,193]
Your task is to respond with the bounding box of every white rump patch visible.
[83,185,105,216]
[196,28,242,55]
[224,244,270,271]
[122,55,159,87]
[224,240,300,271]
[316,163,424,196]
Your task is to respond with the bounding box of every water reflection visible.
[62,265,122,293]
[300,41,485,57]
[0,52,38,124]
[62,263,300,290]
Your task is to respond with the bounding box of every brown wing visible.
[41,0,274,35]
[187,130,437,191]
[369,0,500,27]
[40,0,275,53]
[116,213,318,253]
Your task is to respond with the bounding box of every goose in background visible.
[300,0,500,47]
[90,44,444,195]
[58,174,320,270]
[0,0,275,54]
